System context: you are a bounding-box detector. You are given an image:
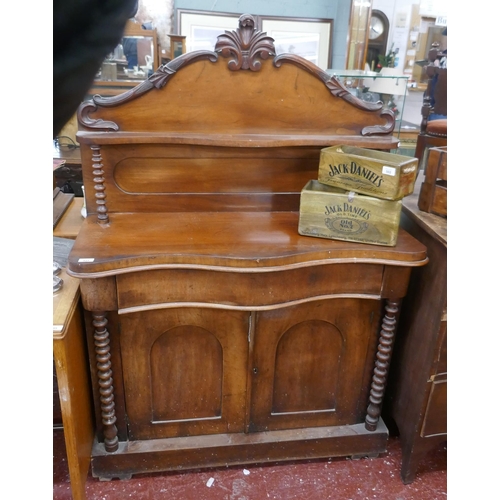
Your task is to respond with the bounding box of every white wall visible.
[137,0,174,49]
[372,0,447,70]
[373,0,415,69]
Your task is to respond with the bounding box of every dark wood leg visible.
[400,439,427,484]
[365,298,400,431]
[92,311,119,452]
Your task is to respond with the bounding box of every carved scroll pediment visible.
[77,51,218,130]
[273,53,395,135]
[78,13,394,136]
[215,14,275,71]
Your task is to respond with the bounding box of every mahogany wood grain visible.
[79,57,394,137]
[115,264,384,311]
[119,308,249,440]
[67,212,426,277]
[68,15,428,479]
[249,299,381,432]
[90,421,389,479]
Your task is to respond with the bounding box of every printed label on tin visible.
[324,202,371,235]
[382,166,396,176]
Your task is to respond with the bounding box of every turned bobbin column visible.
[92,311,119,452]
[365,298,401,431]
[90,145,109,225]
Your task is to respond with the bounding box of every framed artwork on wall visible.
[177,10,240,53]
[176,10,334,70]
[168,34,186,60]
[260,17,333,70]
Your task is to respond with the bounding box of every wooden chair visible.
[414,45,447,167]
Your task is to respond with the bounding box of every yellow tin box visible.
[318,145,418,200]
[298,180,402,247]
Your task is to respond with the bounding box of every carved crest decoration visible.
[214,14,275,71]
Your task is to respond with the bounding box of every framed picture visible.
[176,10,333,70]
[177,9,241,53]
[261,17,333,70]
[168,34,186,60]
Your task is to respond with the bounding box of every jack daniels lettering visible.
[328,161,384,188]
[324,203,371,220]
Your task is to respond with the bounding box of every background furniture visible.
[414,45,447,167]
[383,171,447,483]
[90,20,159,96]
[53,143,83,196]
[53,268,94,500]
[53,196,90,500]
[418,146,447,217]
[69,15,427,480]
[53,198,85,240]
[168,34,186,60]
[366,10,390,72]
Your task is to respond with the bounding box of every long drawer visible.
[116,263,384,311]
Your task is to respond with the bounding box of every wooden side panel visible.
[119,308,249,440]
[249,298,381,432]
[420,379,447,437]
[434,320,447,376]
[53,299,94,500]
[112,148,319,194]
[81,144,321,214]
[418,147,447,217]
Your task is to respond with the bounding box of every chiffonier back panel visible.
[76,20,397,216]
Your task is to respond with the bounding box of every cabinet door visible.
[249,299,381,432]
[119,308,249,440]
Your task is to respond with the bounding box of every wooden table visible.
[53,197,85,239]
[54,200,91,499]
[383,172,447,483]
[53,269,94,500]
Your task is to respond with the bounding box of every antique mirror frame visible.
[90,20,159,96]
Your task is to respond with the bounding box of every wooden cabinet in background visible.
[53,269,94,500]
[90,20,159,96]
[383,173,447,483]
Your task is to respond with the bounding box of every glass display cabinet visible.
[327,68,409,137]
[90,21,159,96]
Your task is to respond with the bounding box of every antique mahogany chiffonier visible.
[68,15,427,479]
